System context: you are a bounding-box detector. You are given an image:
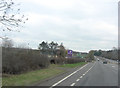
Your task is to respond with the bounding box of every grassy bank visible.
[2,62,87,86]
[2,65,64,86]
[59,62,87,68]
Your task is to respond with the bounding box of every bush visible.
[65,58,85,64]
[49,57,85,65]
[2,47,49,74]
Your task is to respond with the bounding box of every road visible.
[101,57,118,64]
[37,57,118,87]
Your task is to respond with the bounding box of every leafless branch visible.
[0,0,28,32]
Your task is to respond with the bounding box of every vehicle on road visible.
[103,60,107,64]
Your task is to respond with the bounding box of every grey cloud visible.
[7,0,118,52]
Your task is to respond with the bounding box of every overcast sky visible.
[1,0,118,52]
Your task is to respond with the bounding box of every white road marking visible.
[104,63,118,72]
[80,76,83,78]
[83,62,96,76]
[70,83,75,86]
[83,74,85,76]
[50,63,88,87]
[73,62,96,87]
[76,79,80,82]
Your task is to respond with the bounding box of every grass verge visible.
[2,65,64,86]
[59,62,87,68]
[2,62,87,86]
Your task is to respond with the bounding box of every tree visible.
[59,43,66,58]
[111,47,118,60]
[2,37,14,48]
[0,0,28,38]
[87,50,94,60]
[100,47,118,60]
[49,41,58,50]
[56,43,66,58]
[16,43,30,49]
[49,41,58,55]
[94,50,102,56]
[38,41,49,54]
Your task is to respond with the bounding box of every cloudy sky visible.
[1,0,118,52]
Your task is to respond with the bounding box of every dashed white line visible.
[74,62,96,86]
[112,66,115,67]
[70,83,75,86]
[81,62,96,79]
[50,63,88,87]
[76,79,80,82]
[83,74,85,76]
[80,76,83,78]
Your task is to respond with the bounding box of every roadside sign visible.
[68,50,72,55]
[68,50,72,58]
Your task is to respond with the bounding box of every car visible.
[117,60,120,64]
[103,61,107,64]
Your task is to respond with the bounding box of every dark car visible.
[103,61,107,64]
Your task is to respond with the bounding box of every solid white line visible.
[50,63,88,87]
[76,79,80,82]
[70,83,75,86]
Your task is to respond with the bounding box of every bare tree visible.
[2,37,14,48]
[87,50,94,60]
[58,43,66,58]
[17,43,30,49]
[0,0,28,38]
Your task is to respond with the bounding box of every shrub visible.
[2,47,49,74]
[49,57,85,65]
[65,58,85,64]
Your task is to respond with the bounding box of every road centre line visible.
[69,62,96,86]
[76,79,80,82]
[84,62,96,75]
[80,76,83,78]
[83,74,85,76]
[50,63,88,88]
[70,83,75,86]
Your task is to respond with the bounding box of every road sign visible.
[68,50,72,58]
[68,50,72,55]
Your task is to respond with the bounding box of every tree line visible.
[94,47,118,60]
[38,41,66,58]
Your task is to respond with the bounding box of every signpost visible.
[68,50,72,58]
